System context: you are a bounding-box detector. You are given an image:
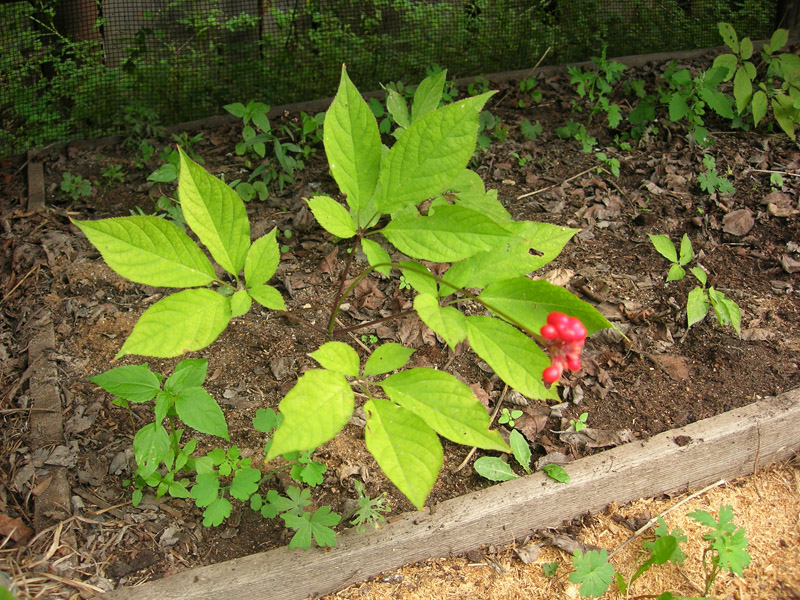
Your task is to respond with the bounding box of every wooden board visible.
[103,388,800,600]
[26,153,45,212]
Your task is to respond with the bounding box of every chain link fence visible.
[0,0,788,156]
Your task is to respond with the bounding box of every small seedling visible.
[770,172,785,191]
[350,479,391,532]
[101,164,125,184]
[697,154,735,195]
[60,172,92,203]
[509,151,532,167]
[595,151,620,177]
[474,429,531,481]
[649,234,741,335]
[360,334,379,345]
[542,561,559,577]
[564,505,749,598]
[520,118,543,141]
[518,75,542,108]
[398,275,412,290]
[570,412,588,432]
[498,407,523,427]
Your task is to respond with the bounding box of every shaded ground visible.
[1,47,799,597]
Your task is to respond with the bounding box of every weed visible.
[714,23,800,139]
[60,172,92,203]
[350,480,391,533]
[697,154,735,195]
[498,408,523,427]
[649,234,741,335]
[101,164,125,185]
[566,505,750,598]
[520,119,543,142]
[509,152,532,167]
[570,412,588,432]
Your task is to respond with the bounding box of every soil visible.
[1,47,799,597]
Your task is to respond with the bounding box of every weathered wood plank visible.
[102,388,800,600]
[27,154,45,212]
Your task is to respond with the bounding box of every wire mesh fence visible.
[0,0,786,156]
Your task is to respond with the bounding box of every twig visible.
[607,478,727,560]
[494,46,552,106]
[517,166,597,200]
[0,264,39,306]
[748,168,800,177]
[454,385,508,473]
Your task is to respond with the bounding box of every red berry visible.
[566,356,581,371]
[570,319,587,340]
[540,324,559,340]
[542,365,562,384]
[547,312,570,330]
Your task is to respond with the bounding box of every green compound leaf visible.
[648,234,678,263]
[364,398,443,510]
[178,148,250,276]
[381,205,513,262]
[324,66,382,226]
[133,422,171,479]
[230,289,252,318]
[248,284,286,311]
[116,289,231,358]
[361,238,392,276]
[386,87,410,129]
[667,264,686,282]
[252,407,279,433]
[466,316,556,401]
[174,387,229,440]
[687,286,710,329]
[89,364,161,404]
[542,463,570,483]
[442,221,578,295]
[733,67,753,115]
[379,368,508,452]
[752,90,768,126]
[191,473,221,507]
[413,293,467,350]
[309,341,360,377]
[266,369,354,460]
[245,228,280,287]
[363,343,415,376]
[377,92,495,215]
[398,262,438,297]
[447,168,512,223]
[478,278,612,337]
[411,68,447,122]
[569,549,615,598]
[73,216,215,288]
[166,359,208,394]
[201,497,232,527]
[708,287,742,335]
[307,195,357,239]
[282,506,341,550]
[678,233,693,265]
[229,467,262,502]
[442,222,576,293]
[474,456,519,481]
[510,429,531,474]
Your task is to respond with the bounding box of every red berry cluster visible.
[540,312,587,385]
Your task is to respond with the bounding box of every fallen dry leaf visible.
[0,513,34,545]
[722,208,754,236]
[780,254,800,274]
[648,353,691,380]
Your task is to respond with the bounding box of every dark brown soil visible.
[1,48,799,595]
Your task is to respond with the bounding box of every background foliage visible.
[0,0,780,155]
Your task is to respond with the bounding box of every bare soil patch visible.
[1,47,799,596]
